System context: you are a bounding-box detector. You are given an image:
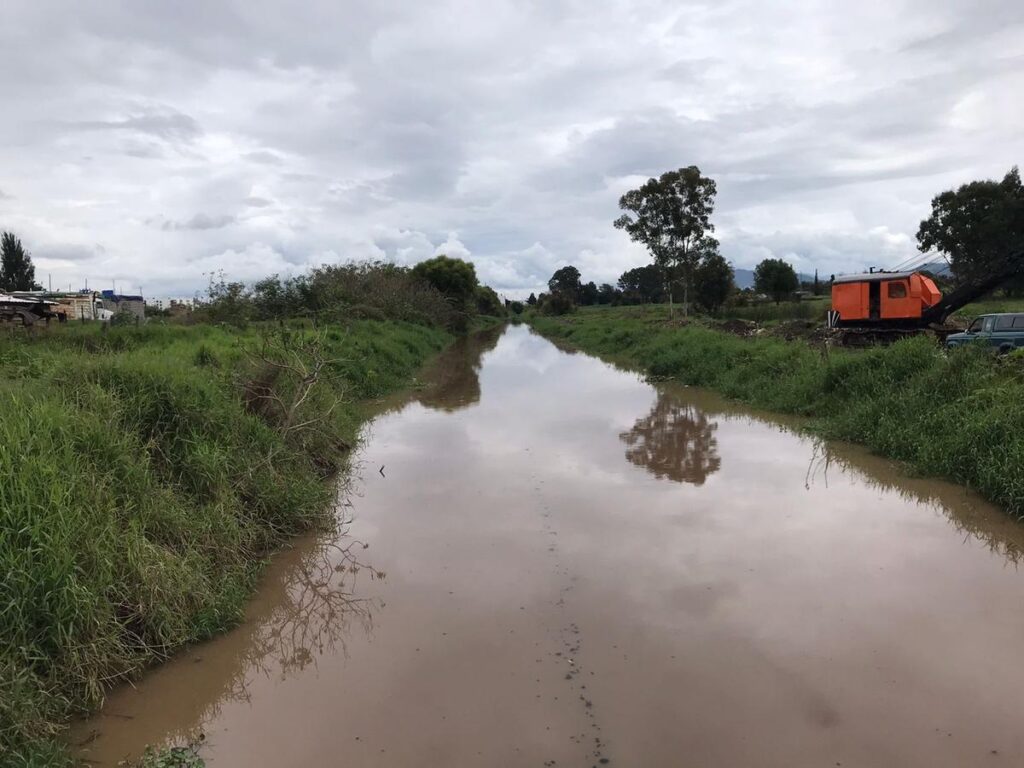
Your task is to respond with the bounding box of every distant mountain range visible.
[732,262,951,290]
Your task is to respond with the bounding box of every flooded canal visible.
[74,324,1024,767]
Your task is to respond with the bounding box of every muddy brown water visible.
[73,324,1024,767]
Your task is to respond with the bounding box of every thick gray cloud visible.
[0,0,1021,298]
[160,213,237,231]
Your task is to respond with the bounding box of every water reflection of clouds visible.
[396,326,1024,577]
[484,325,566,374]
[803,439,1024,565]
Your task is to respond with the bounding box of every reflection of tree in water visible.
[235,533,381,687]
[418,326,503,412]
[620,393,721,485]
[141,523,383,750]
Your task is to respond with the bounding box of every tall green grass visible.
[719,298,828,323]
[531,306,1024,518]
[0,320,448,766]
[955,296,1024,320]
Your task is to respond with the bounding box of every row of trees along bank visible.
[529,164,1024,318]
[189,255,505,332]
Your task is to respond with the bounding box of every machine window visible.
[1014,316,1024,329]
[887,281,907,299]
[995,316,1015,331]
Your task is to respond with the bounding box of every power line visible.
[888,251,934,272]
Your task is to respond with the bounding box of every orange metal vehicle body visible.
[831,271,941,325]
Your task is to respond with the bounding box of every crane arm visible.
[921,248,1024,324]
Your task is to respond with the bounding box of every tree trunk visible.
[665,269,673,319]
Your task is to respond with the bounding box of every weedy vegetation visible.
[134,742,205,768]
[0,319,449,766]
[531,305,1024,518]
[719,298,828,323]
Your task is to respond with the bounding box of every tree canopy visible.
[548,265,582,299]
[753,258,799,304]
[613,166,718,315]
[577,281,599,306]
[917,166,1024,291]
[693,251,734,314]
[597,283,618,305]
[411,255,478,304]
[617,264,664,303]
[0,232,39,292]
[474,285,504,316]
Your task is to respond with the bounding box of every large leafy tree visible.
[411,255,480,331]
[579,281,599,306]
[596,283,619,305]
[474,285,504,316]
[412,255,478,305]
[0,232,40,292]
[547,265,582,300]
[916,166,1024,293]
[754,258,799,304]
[693,249,735,314]
[614,166,718,317]
[617,264,664,304]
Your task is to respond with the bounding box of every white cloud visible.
[433,232,471,260]
[0,0,1021,298]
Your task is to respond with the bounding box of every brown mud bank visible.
[74,325,1024,767]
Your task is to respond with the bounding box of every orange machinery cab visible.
[831,271,941,326]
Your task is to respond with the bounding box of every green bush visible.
[539,292,575,316]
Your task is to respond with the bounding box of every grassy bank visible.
[1,320,450,766]
[530,305,1024,517]
[720,297,828,323]
[956,295,1024,319]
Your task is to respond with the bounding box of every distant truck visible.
[945,313,1024,352]
[11,291,114,322]
[0,294,59,325]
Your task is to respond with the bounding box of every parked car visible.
[945,313,1024,352]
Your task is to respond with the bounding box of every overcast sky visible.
[0,1,1021,298]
